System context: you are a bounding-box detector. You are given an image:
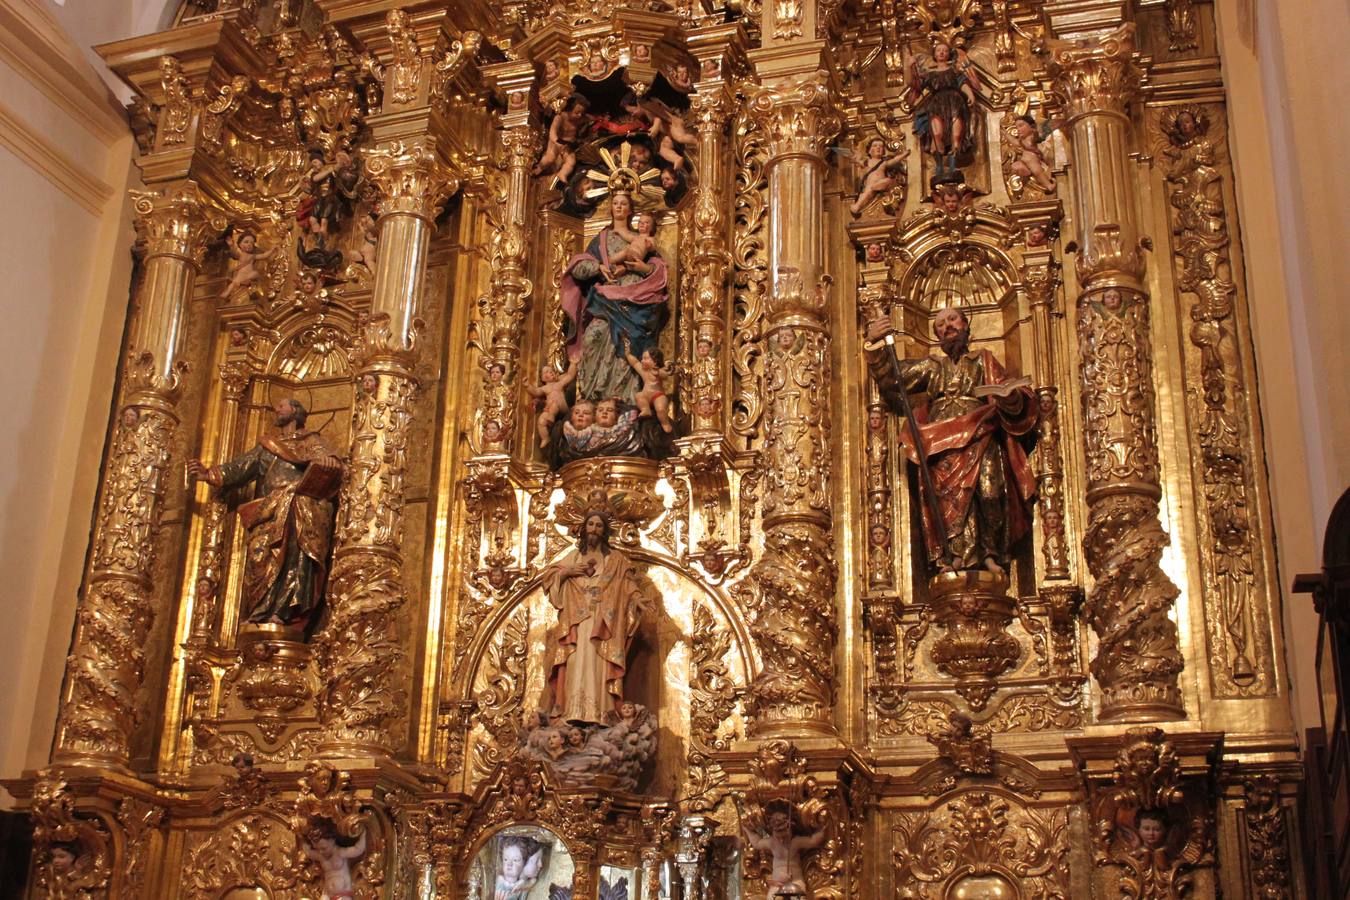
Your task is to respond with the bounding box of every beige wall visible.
[1216,0,1350,740]
[0,0,142,784]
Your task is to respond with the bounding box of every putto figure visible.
[865,307,1038,576]
[540,511,653,725]
[188,398,342,633]
[742,806,826,900]
[304,821,368,900]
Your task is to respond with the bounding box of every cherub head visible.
[776,327,797,351]
[541,365,560,384]
[1176,111,1198,139]
[499,840,526,879]
[635,211,657,236]
[641,348,664,371]
[306,821,339,856]
[483,420,504,443]
[1026,225,1047,247]
[673,63,691,87]
[660,168,679,191]
[1015,114,1037,139]
[619,700,637,720]
[486,361,506,383]
[1101,287,1124,311]
[48,843,78,875]
[238,231,257,252]
[361,373,380,395]
[867,137,886,159]
[587,52,608,76]
[299,272,318,294]
[696,338,714,358]
[544,60,560,80]
[695,396,717,418]
[595,398,619,428]
[566,726,585,747]
[121,407,140,429]
[563,93,591,118]
[870,524,890,548]
[545,729,565,753]
[1136,809,1168,849]
[767,808,793,840]
[935,184,963,214]
[570,401,595,429]
[631,142,653,169]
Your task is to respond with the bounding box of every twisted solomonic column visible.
[1048,25,1185,721]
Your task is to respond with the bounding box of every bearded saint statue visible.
[540,510,653,725]
[188,398,341,632]
[865,307,1039,576]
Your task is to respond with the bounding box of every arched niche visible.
[452,549,756,796]
[466,824,576,900]
[885,213,1041,599]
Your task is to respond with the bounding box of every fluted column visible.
[1048,24,1185,721]
[318,141,459,757]
[741,65,841,737]
[54,183,222,768]
[686,76,736,433]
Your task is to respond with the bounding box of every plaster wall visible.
[1216,0,1350,741]
[0,0,145,786]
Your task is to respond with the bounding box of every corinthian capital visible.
[1046,24,1140,120]
[688,86,736,134]
[365,140,461,218]
[131,181,225,266]
[747,72,842,160]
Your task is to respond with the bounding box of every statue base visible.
[928,570,1020,711]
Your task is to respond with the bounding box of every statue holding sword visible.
[863,307,1039,577]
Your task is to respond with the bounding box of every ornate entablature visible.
[1,0,1307,897]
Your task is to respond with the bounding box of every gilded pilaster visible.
[1048,24,1185,722]
[685,30,743,434]
[739,62,841,737]
[54,183,223,769]
[319,137,460,757]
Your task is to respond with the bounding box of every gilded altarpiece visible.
[1,1,1309,899]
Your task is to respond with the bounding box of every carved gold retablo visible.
[928,571,1020,711]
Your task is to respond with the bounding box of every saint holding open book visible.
[188,398,342,633]
[865,307,1039,576]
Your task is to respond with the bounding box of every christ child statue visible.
[603,212,658,281]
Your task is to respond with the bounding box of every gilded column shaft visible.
[688,84,736,433]
[740,71,840,737]
[319,142,459,756]
[54,183,221,768]
[1049,25,1184,722]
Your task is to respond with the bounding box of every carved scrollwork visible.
[892,791,1069,898]
[30,776,113,900]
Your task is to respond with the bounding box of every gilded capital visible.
[1046,24,1140,121]
[131,181,225,267]
[688,86,737,135]
[365,141,461,219]
[747,73,842,162]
